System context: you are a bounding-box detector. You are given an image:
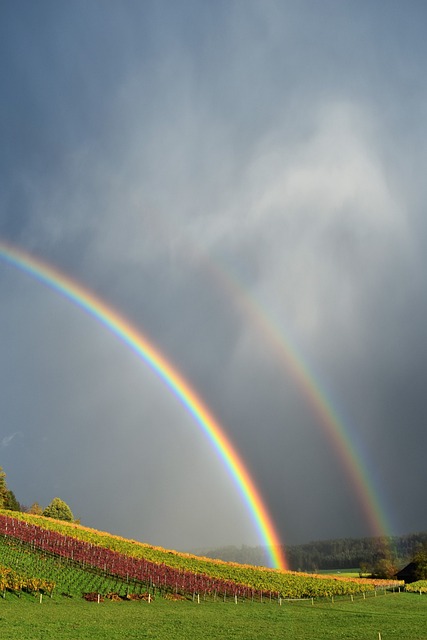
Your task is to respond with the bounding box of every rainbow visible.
[0,241,287,570]
[201,255,393,539]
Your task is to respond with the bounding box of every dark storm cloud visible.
[1,1,427,552]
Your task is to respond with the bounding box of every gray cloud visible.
[1,1,427,554]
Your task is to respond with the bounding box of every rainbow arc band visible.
[0,241,287,571]
[203,257,392,541]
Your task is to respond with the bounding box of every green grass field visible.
[0,592,425,640]
[316,568,363,577]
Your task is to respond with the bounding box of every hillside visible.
[0,511,402,601]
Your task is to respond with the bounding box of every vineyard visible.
[405,581,427,594]
[0,511,403,602]
[0,537,143,599]
[0,563,55,597]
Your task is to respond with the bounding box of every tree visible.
[42,497,74,522]
[413,546,427,580]
[28,502,44,515]
[372,557,398,579]
[0,467,7,509]
[4,489,20,511]
[0,467,7,508]
[359,562,371,577]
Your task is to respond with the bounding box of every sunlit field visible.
[0,592,426,640]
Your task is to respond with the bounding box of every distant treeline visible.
[198,532,427,572]
[286,533,427,571]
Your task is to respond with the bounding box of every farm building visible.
[395,562,418,583]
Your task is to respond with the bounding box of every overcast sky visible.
[1,1,427,555]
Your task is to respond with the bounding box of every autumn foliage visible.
[0,512,403,600]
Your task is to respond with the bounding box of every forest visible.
[199,532,427,574]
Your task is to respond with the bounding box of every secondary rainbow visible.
[200,254,393,539]
[0,241,287,570]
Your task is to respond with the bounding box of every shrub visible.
[42,498,74,522]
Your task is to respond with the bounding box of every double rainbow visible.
[0,241,287,570]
